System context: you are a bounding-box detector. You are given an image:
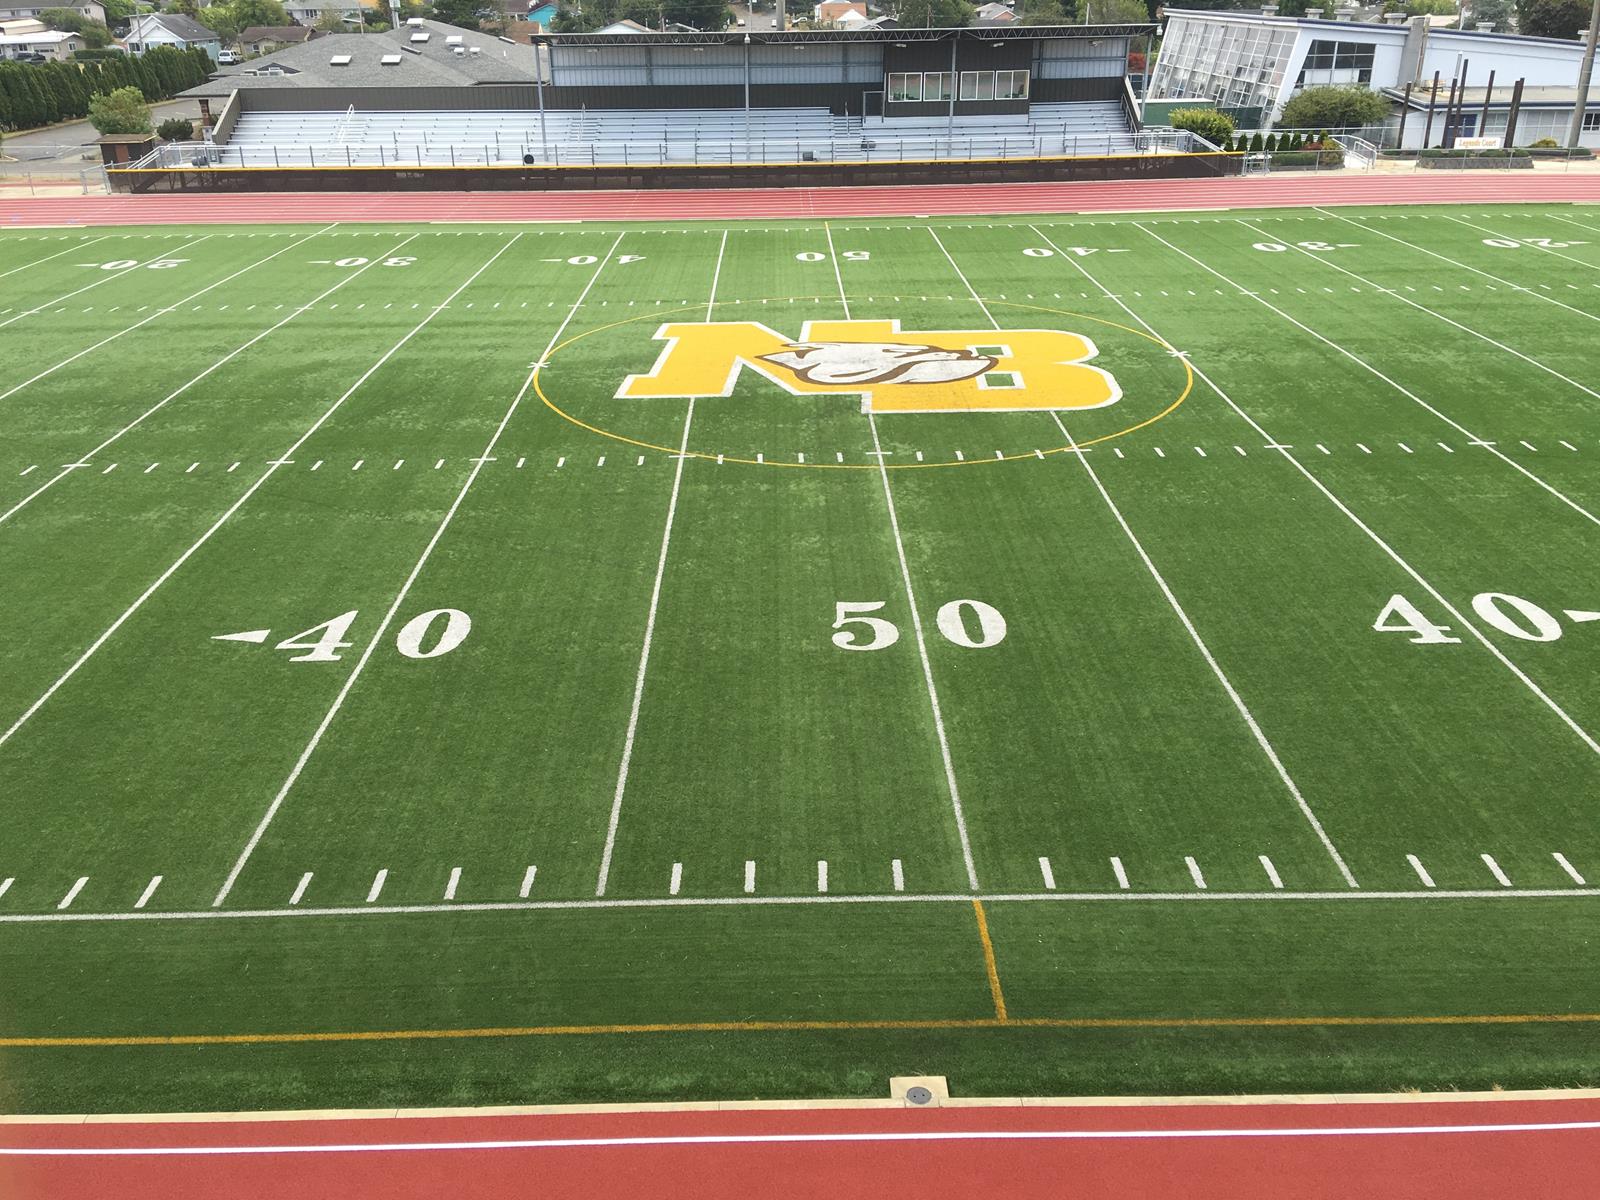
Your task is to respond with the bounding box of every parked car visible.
[12,51,48,63]
[217,48,240,64]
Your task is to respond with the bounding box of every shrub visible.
[1249,132,1264,151]
[1530,137,1559,148]
[157,116,193,141]
[87,86,151,135]
[1167,106,1235,146]
[1279,86,1391,131]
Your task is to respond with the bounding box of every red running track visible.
[5,1095,1600,1198]
[2,172,1599,226]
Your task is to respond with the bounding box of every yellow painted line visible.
[5,1012,1599,1049]
[534,299,1192,471]
[972,899,1008,1023]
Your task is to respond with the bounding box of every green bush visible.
[1279,86,1391,131]
[156,116,193,140]
[1248,132,1264,151]
[1168,106,1235,146]
[87,85,150,135]
[1530,136,1559,147]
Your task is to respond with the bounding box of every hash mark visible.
[58,877,88,910]
[519,866,538,898]
[1185,856,1206,890]
[1554,853,1587,886]
[1110,856,1129,890]
[817,860,828,894]
[1038,856,1057,891]
[891,859,905,892]
[366,869,388,903]
[1481,853,1512,888]
[289,872,313,905]
[134,876,163,910]
[743,860,756,894]
[1406,854,1435,888]
[669,862,683,896]
[1259,855,1283,889]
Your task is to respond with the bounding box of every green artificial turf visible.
[0,205,1597,1113]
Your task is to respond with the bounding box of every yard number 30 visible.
[832,600,1007,651]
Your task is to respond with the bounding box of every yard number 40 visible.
[833,600,1007,651]
[1374,592,1565,644]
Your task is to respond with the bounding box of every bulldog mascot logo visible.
[617,319,1120,415]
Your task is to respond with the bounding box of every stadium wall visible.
[109,149,1238,193]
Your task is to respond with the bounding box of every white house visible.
[0,1,105,24]
[0,27,80,57]
[123,12,222,57]
[282,0,364,28]
[1150,7,1596,140]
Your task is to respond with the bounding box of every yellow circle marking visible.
[533,299,1192,470]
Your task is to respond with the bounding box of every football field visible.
[1,202,1598,1113]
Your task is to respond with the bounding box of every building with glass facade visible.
[1150,7,1595,141]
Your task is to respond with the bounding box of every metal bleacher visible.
[203,98,1163,169]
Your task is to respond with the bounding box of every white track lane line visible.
[0,233,213,333]
[947,225,1358,887]
[1151,222,1600,532]
[0,229,409,528]
[213,233,619,908]
[0,235,111,281]
[0,235,522,759]
[9,1118,1600,1156]
[1232,217,1600,436]
[1312,208,1600,326]
[1090,228,1600,759]
[834,224,979,891]
[594,229,725,897]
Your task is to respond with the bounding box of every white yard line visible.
[11,885,1600,926]
[0,233,214,333]
[1071,227,1600,758]
[835,224,979,891]
[1312,208,1600,326]
[594,229,725,897]
[0,230,410,529]
[0,234,521,759]
[953,225,1356,886]
[1143,223,1600,533]
[0,226,336,409]
[212,232,618,909]
[0,235,110,280]
[1232,217,1600,412]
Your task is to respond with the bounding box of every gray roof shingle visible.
[184,19,534,95]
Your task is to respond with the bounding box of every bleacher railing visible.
[127,129,1209,172]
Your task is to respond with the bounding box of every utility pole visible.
[1567,0,1600,147]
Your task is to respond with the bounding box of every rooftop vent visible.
[1304,7,1322,15]
[381,52,401,62]
[410,30,428,39]
[1475,19,1493,30]
[452,43,464,53]
[329,53,351,63]
[1382,11,1404,21]
[1261,4,1278,14]
[401,43,421,52]
[405,15,422,23]
[445,32,463,42]
[469,44,481,53]
[498,33,514,41]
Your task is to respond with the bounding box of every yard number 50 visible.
[833,600,1007,651]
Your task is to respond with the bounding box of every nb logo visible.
[617,319,1120,414]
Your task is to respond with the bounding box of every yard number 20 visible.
[833,600,1007,651]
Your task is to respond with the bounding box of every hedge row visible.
[0,47,213,133]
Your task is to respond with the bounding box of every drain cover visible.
[905,1086,934,1106]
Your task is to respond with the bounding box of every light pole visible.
[1568,0,1600,147]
